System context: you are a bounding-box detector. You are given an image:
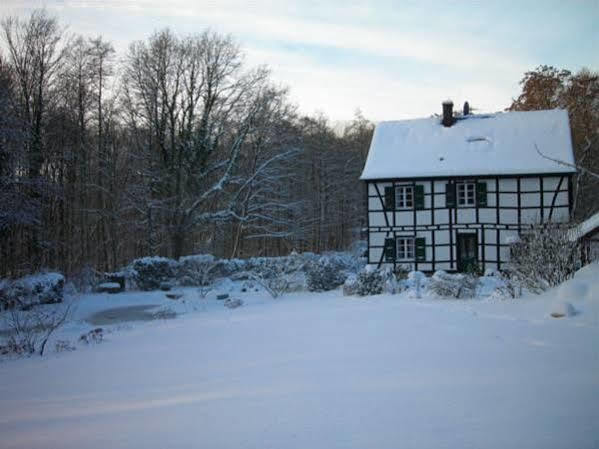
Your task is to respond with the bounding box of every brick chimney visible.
[442,100,454,127]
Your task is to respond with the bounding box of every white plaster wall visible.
[521,209,541,224]
[418,263,432,271]
[484,229,498,244]
[521,193,539,207]
[436,230,450,245]
[500,209,518,224]
[369,232,386,247]
[435,245,450,262]
[369,212,388,227]
[434,210,449,225]
[368,197,383,210]
[457,209,475,223]
[499,179,517,191]
[485,245,497,261]
[370,247,383,263]
[550,207,569,222]
[521,177,539,192]
[543,177,561,191]
[395,211,413,226]
[479,209,495,223]
[544,191,568,207]
[416,211,431,225]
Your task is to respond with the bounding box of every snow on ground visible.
[1,266,598,449]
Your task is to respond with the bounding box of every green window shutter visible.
[415,238,426,261]
[384,186,395,210]
[384,238,396,262]
[476,182,488,207]
[414,185,425,210]
[445,183,456,208]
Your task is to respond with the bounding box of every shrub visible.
[305,257,347,292]
[428,270,477,299]
[131,257,176,291]
[506,223,581,292]
[1,300,72,356]
[178,254,218,287]
[246,265,291,299]
[342,275,359,296]
[406,271,427,299]
[481,271,522,299]
[0,272,64,311]
[356,267,383,296]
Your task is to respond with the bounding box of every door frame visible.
[456,232,478,272]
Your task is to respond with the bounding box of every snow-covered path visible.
[1,291,598,449]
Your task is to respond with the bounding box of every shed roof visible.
[360,108,576,180]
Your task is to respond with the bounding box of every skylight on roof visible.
[466,136,491,143]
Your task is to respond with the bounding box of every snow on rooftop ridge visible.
[360,108,576,180]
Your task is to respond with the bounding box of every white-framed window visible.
[395,185,414,209]
[396,237,414,260]
[457,182,476,206]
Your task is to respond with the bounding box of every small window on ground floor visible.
[396,237,414,260]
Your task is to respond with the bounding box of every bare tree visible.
[3,299,73,356]
[506,223,581,292]
[122,29,290,258]
[1,9,67,270]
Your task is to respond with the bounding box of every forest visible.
[0,9,597,278]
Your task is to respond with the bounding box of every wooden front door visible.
[457,233,478,272]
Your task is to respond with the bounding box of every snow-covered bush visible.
[506,223,580,292]
[0,272,64,310]
[428,271,477,299]
[405,271,427,299]
[177,254,218,287]
[318,251,366,275]
[305,256,347,292]
[342,275,359,296]
[246,265,291,298]
[130,257,177,291]
[354,266,393,296]
[211,258,247,278]
[484,273,522,299]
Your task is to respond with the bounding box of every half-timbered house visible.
[360,101,576,272]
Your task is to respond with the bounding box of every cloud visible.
[2,0,594,120]
[245,46,515,121]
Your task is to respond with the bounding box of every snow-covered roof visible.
[360,108,576,180]
[570,211,599,241]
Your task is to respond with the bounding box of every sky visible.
[2,0,598,121]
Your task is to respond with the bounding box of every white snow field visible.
[1,267,599,449]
